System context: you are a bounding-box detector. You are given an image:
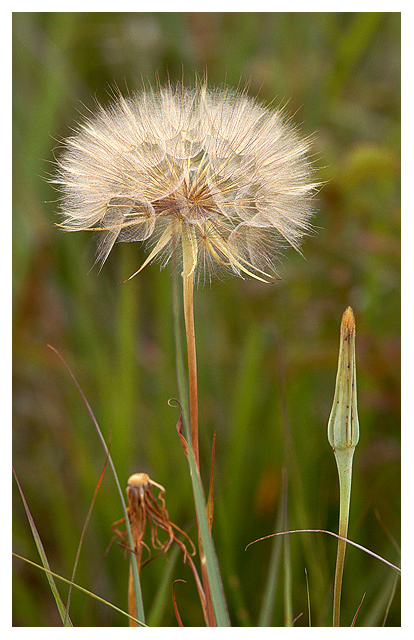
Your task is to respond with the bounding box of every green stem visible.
[332,447,355,627]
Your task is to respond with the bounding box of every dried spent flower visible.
[111,472,195,568]
[111,472,199,627]
[53,80,317,284]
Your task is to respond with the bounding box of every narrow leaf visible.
[351,592,365,626]
[258,487,284,626]
[206,433,216,534]
[182,433,231,626]
[47,345,146,624]
[13,468,73,627]
[65,439,110,623]
[12,553,147,626]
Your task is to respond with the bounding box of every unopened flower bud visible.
[328,306,360,453]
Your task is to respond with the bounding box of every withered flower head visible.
[112,472,195,568]
[111,473,200,627]
[53,80,317,284]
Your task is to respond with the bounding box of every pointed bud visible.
[328,307,360,452]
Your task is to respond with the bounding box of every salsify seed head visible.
[53,80,318,284]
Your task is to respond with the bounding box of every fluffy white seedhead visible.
[54,81,317,284]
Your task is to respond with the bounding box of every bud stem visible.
[328,306,359,627]
[332,447,355,627]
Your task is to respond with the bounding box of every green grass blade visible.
[185,442,231,626]
[324,12,383,99]
[65,447,110,623]
[12,553,147,626]
[360,570,401,627]
[146,544,180,626]
[282,470,293,626]
[13,468,73,626]
[381,574,400,626]
[258,485,284,626]
[47,345,145,625]
[305,568,312,627]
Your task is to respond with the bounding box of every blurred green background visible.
[13,12,400,627]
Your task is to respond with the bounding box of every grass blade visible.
[258,473,284,626]
[382,574,400,626]
[170,400,230,626]
[304,568,311,627]
[351,592,365,626]
[13,468,73,626]
[146,545,180,627]
[282,470,293,626]
[185,440,231,626]
[65,444,110,623]
[12,553,147,626]
[47,345,146,625]
[246,529,401,574]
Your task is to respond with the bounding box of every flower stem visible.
[181,272,218,625]
[182,271,199,471]
[332,448,354,627]
[172,263,190,442]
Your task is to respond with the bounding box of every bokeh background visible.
[13,12,400,627]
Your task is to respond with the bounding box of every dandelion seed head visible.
[53,80,318,284]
